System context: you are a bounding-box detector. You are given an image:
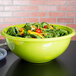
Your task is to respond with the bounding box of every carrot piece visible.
[49,26,54,30]
[19,28,24,32]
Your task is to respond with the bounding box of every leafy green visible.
[7,27,19,36]
[41,22,48,27]
[30,34,42,39]
[23,23,31,31]
[6,22,69,38]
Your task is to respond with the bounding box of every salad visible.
[7,22,69,39]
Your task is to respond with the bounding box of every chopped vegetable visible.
[36,29,42,33]
[28,30,44,38]
[49,25,54,30]
[6,22,69,39]
[44,25,47,29]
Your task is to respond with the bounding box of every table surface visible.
[0,40,76,76]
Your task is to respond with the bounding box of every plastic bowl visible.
[1,24,75,63]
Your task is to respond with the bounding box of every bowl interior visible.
[1,24,75,41]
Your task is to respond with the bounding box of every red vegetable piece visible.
[36,29,42,33]
[44,25,47,28]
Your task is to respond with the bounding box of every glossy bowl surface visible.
[1,24,75,63]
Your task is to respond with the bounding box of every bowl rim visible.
[1,24,76,41]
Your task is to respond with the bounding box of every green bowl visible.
[1,24,75,63]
